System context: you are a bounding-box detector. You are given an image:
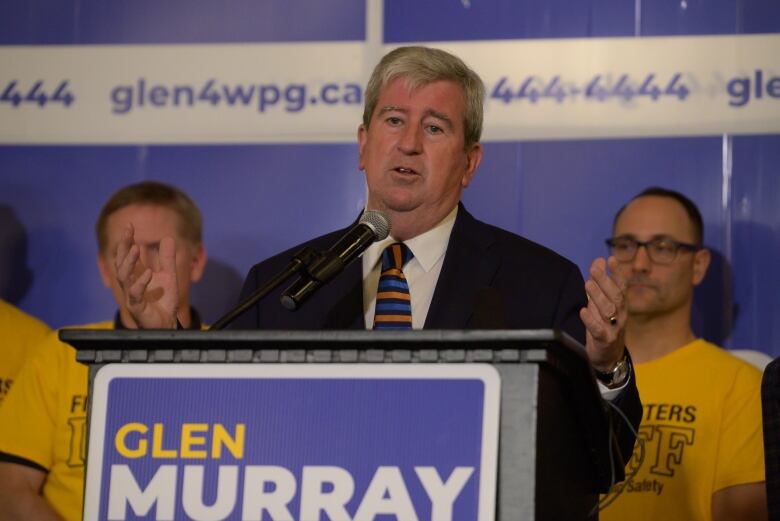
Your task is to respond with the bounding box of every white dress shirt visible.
[362,205,458,330]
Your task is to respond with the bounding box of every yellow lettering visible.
[212,423,245,459]
[180,423,209,458]
[151,423,177,458]
[67,417,88,467]
[115,422,245,459]
[115,423,148,458]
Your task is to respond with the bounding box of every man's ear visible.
[692,248,711,286]
[97,253,113,289]
[357,124,368,171]
[189,245,207,283]
[461,143,483,188]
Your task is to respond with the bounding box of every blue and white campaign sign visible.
[84,364,501,521]
[1,34,778,143]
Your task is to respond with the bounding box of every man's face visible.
[612,196,709,318]
[97,203,206,316]
[358,77,482,235]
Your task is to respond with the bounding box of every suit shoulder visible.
[470,218,581,277]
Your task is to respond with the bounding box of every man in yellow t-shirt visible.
[0,181,208,521]
[0,299,50,404]
[600,187,766,521]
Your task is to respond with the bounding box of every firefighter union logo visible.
[602,403,696,503]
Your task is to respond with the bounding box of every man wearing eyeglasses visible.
[600,187,766,521]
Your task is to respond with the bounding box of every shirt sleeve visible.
[0,331,63,471]
[713,362,765,490]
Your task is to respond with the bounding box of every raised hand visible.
[114,224,179,329]
[580,256,627,372]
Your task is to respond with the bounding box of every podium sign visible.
[83,364,501,521]
[64,329,615,520]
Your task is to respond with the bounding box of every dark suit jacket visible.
[233,203,641,477]
[763,358,780,519]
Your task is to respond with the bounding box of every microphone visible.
[280,210,390,311]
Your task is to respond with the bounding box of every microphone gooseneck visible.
[280,210,390,311]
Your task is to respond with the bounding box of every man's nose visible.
[631,244,652,272]
[398,124,422,154]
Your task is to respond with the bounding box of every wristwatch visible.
[595,351,630,389]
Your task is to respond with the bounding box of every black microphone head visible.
[360,210,391,241]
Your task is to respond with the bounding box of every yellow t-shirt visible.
[601,339,765,521]
[0,299,51,404]
[0,314,206,521]
[0,321,111,521]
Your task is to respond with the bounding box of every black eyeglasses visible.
[605,236,700,265]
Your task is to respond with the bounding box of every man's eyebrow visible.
[377,105,407,116]
[650,234,684,242]
[424,109,454,130]
[613,233,681,241]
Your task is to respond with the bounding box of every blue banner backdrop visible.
[0,0,778,354]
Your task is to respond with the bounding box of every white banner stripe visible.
[0,34,778,144]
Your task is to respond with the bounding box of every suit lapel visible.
[316,205,498,330]
[424,205,499,329]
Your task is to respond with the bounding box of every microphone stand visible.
[209,247,319,330]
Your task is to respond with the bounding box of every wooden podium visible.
[62,329,616,521]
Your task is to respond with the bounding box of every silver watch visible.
[595,352,629,388]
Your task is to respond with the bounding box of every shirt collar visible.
[363,204,458,272]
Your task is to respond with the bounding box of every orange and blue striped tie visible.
[373,242,413,330]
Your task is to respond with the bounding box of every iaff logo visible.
[609,424,695,497]
[66,394,89,467]
[603,403,696,501]
[632,424,695,478]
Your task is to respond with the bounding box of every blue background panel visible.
[385,0,780,42]
[2,132,778,352]
[0,145,366,327]
[737,1,780,34]
[1,0,779,355]
[642,0,780,36]
[640,0,738,36]
[1,147,142,327]
[0,0,365,44]
[730,135,780,352]
[463,137,739,347]
[385,0,636,42]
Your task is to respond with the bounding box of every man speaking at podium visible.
[115,46,642,471]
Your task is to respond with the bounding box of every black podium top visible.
[60,328,588,367]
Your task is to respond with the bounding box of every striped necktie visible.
[373,242,414,330]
